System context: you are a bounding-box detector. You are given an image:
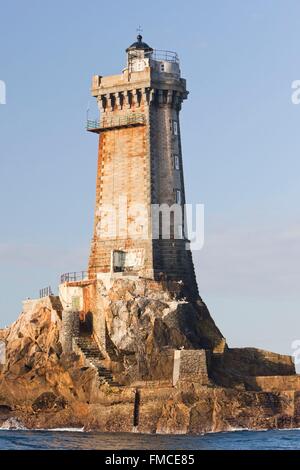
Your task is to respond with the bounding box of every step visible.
[79,348,99,352]
[76,335,123,387]
[98,372,113,378]
[97,370,111,375]
[84,354,104,359]
[83,351,103,356]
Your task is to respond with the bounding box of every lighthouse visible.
[87,35,198,299]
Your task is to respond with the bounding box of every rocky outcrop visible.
[0,297,101,407]
[93,278,226,382]
[0,282,299,433]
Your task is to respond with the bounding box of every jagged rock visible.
[0,282,299,433]
[0,298,101,407]
[95,278,225,380]
[32,392,67,412]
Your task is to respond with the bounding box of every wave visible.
[0,418,27,431]
[46,427,85,432]
[0,418,84,433]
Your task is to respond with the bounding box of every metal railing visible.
[152,49,179,64]
[60,271,88,284]
[86,119,100,130]
[86,113,146,132]
[39,286,53,298]
[129,48,179,64]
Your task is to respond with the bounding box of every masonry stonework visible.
[87,35,198,299]
[61,311,79,353]
[173,349,209,386]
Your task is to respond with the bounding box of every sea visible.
[0,428,299,450]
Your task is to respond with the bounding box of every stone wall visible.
[211,347,296,388]
[59,280,105,351]
[244,375,300,392]
[88,101,153,279]
[173,349,209,386]
[149,101,198,298]
[214,348,295,376]
[61,311,79,353]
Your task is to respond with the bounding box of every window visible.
[172,120,178,135]
[160,63,165,72]
[174,155,180,170]
[175,189,181,205]
[72,296,80,311]
[113,250,126,272]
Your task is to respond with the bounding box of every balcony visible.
[86,113,146,133]
[152,49,179,64]
[60,271,88,283]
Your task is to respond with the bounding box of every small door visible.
[79,312,93,336]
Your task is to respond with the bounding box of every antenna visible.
[86,101,90,121]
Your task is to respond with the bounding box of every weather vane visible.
[136,25,143,35]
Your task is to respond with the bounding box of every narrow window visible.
[159,211,163,239]
[175,189,181,205]
[173,120,178,135]
[174,154,180,170]
[72,296,80,311]
[170,211,175,239]
[160,63,165,72]
[136,60,144,71]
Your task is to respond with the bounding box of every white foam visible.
[46,427,85,432]
[0,418,27,430]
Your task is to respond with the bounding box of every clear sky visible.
[0,0,300,358]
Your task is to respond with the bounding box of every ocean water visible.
[0,429,300,450]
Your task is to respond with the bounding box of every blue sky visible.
[0,0,300,357]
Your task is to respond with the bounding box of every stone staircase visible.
[74,336,122,387]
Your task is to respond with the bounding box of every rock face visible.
[0,282,299,433]
[94,278,225,382]
[0,297,101,408]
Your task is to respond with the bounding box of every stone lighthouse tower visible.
[88,35,198,299]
